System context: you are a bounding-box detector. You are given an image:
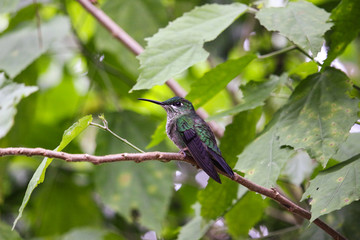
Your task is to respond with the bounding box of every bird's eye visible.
[173,102,182,107]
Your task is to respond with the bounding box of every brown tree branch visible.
[75,0,224,138]
[0,147,346,240]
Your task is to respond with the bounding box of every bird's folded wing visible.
[177,118,221,183]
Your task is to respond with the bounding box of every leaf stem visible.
[90,115,144,153]
[258,45,297,59]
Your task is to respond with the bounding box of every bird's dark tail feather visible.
[209,150,234,178]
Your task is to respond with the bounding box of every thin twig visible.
[75,0,224,138]
[33,0,43,48]
[258,45,297,59]
[0,147,346,240]
[90,115,144,153]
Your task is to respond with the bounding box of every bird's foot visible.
[179,148,189,157]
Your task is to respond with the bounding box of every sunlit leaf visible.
[186,54,256,108]
[132,3,248,91]
[209,74,286,119]
[0,77,38,139]
[324,0,360,66]
[12,115,93,229]
[146,120,167,149]
[277,68,359,166]
[302,154,360,221]
[256,1,332,56]
[0,16,70,78]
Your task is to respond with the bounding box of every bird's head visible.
[138,97,195,118]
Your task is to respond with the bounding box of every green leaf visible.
[131,3,248,91]
[146,119,167,149]
[323,0,360,67]
[186,54,256,108]
[332,133,360,162]
[301,154,360,221]
[220,109,262,167]
[94,112,174,233]
[277,68,359,166]
[198,178,238,220]
[235,124,293,188]
[177,203,214,240]
[209,73,286,120]
[256,1,332,56]
[225,191,266,238]
[0,221,21,240]
[0,16,70,78]
[0,77,38,138]
[12,115,93,229]
[289,61,319,79]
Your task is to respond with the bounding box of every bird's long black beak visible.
[138,98,165,105]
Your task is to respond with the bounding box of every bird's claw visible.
[179,148,188,157]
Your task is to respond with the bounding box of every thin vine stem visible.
[90,115,144,153]
[258,45,297,59]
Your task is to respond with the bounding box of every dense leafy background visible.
[0,0,359,239]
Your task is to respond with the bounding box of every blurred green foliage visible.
[0,0,359,239]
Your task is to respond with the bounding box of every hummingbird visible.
[138,96,234,183]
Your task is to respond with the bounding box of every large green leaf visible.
[277,68,359,166]
[235,124,293,188]
[225,191,266,238]
[209,74,286,119]
[94,112,174,233]
[12,115,93,229]
[131,3,248,91]
[256,1,332,56]
[186,54,256,108]
[302,154,360,221]
[177,203,213,240]
[0,16,70,78]
[0,77,38,138]
[323,0,360,67]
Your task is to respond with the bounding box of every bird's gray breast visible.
[166,117,186,149]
